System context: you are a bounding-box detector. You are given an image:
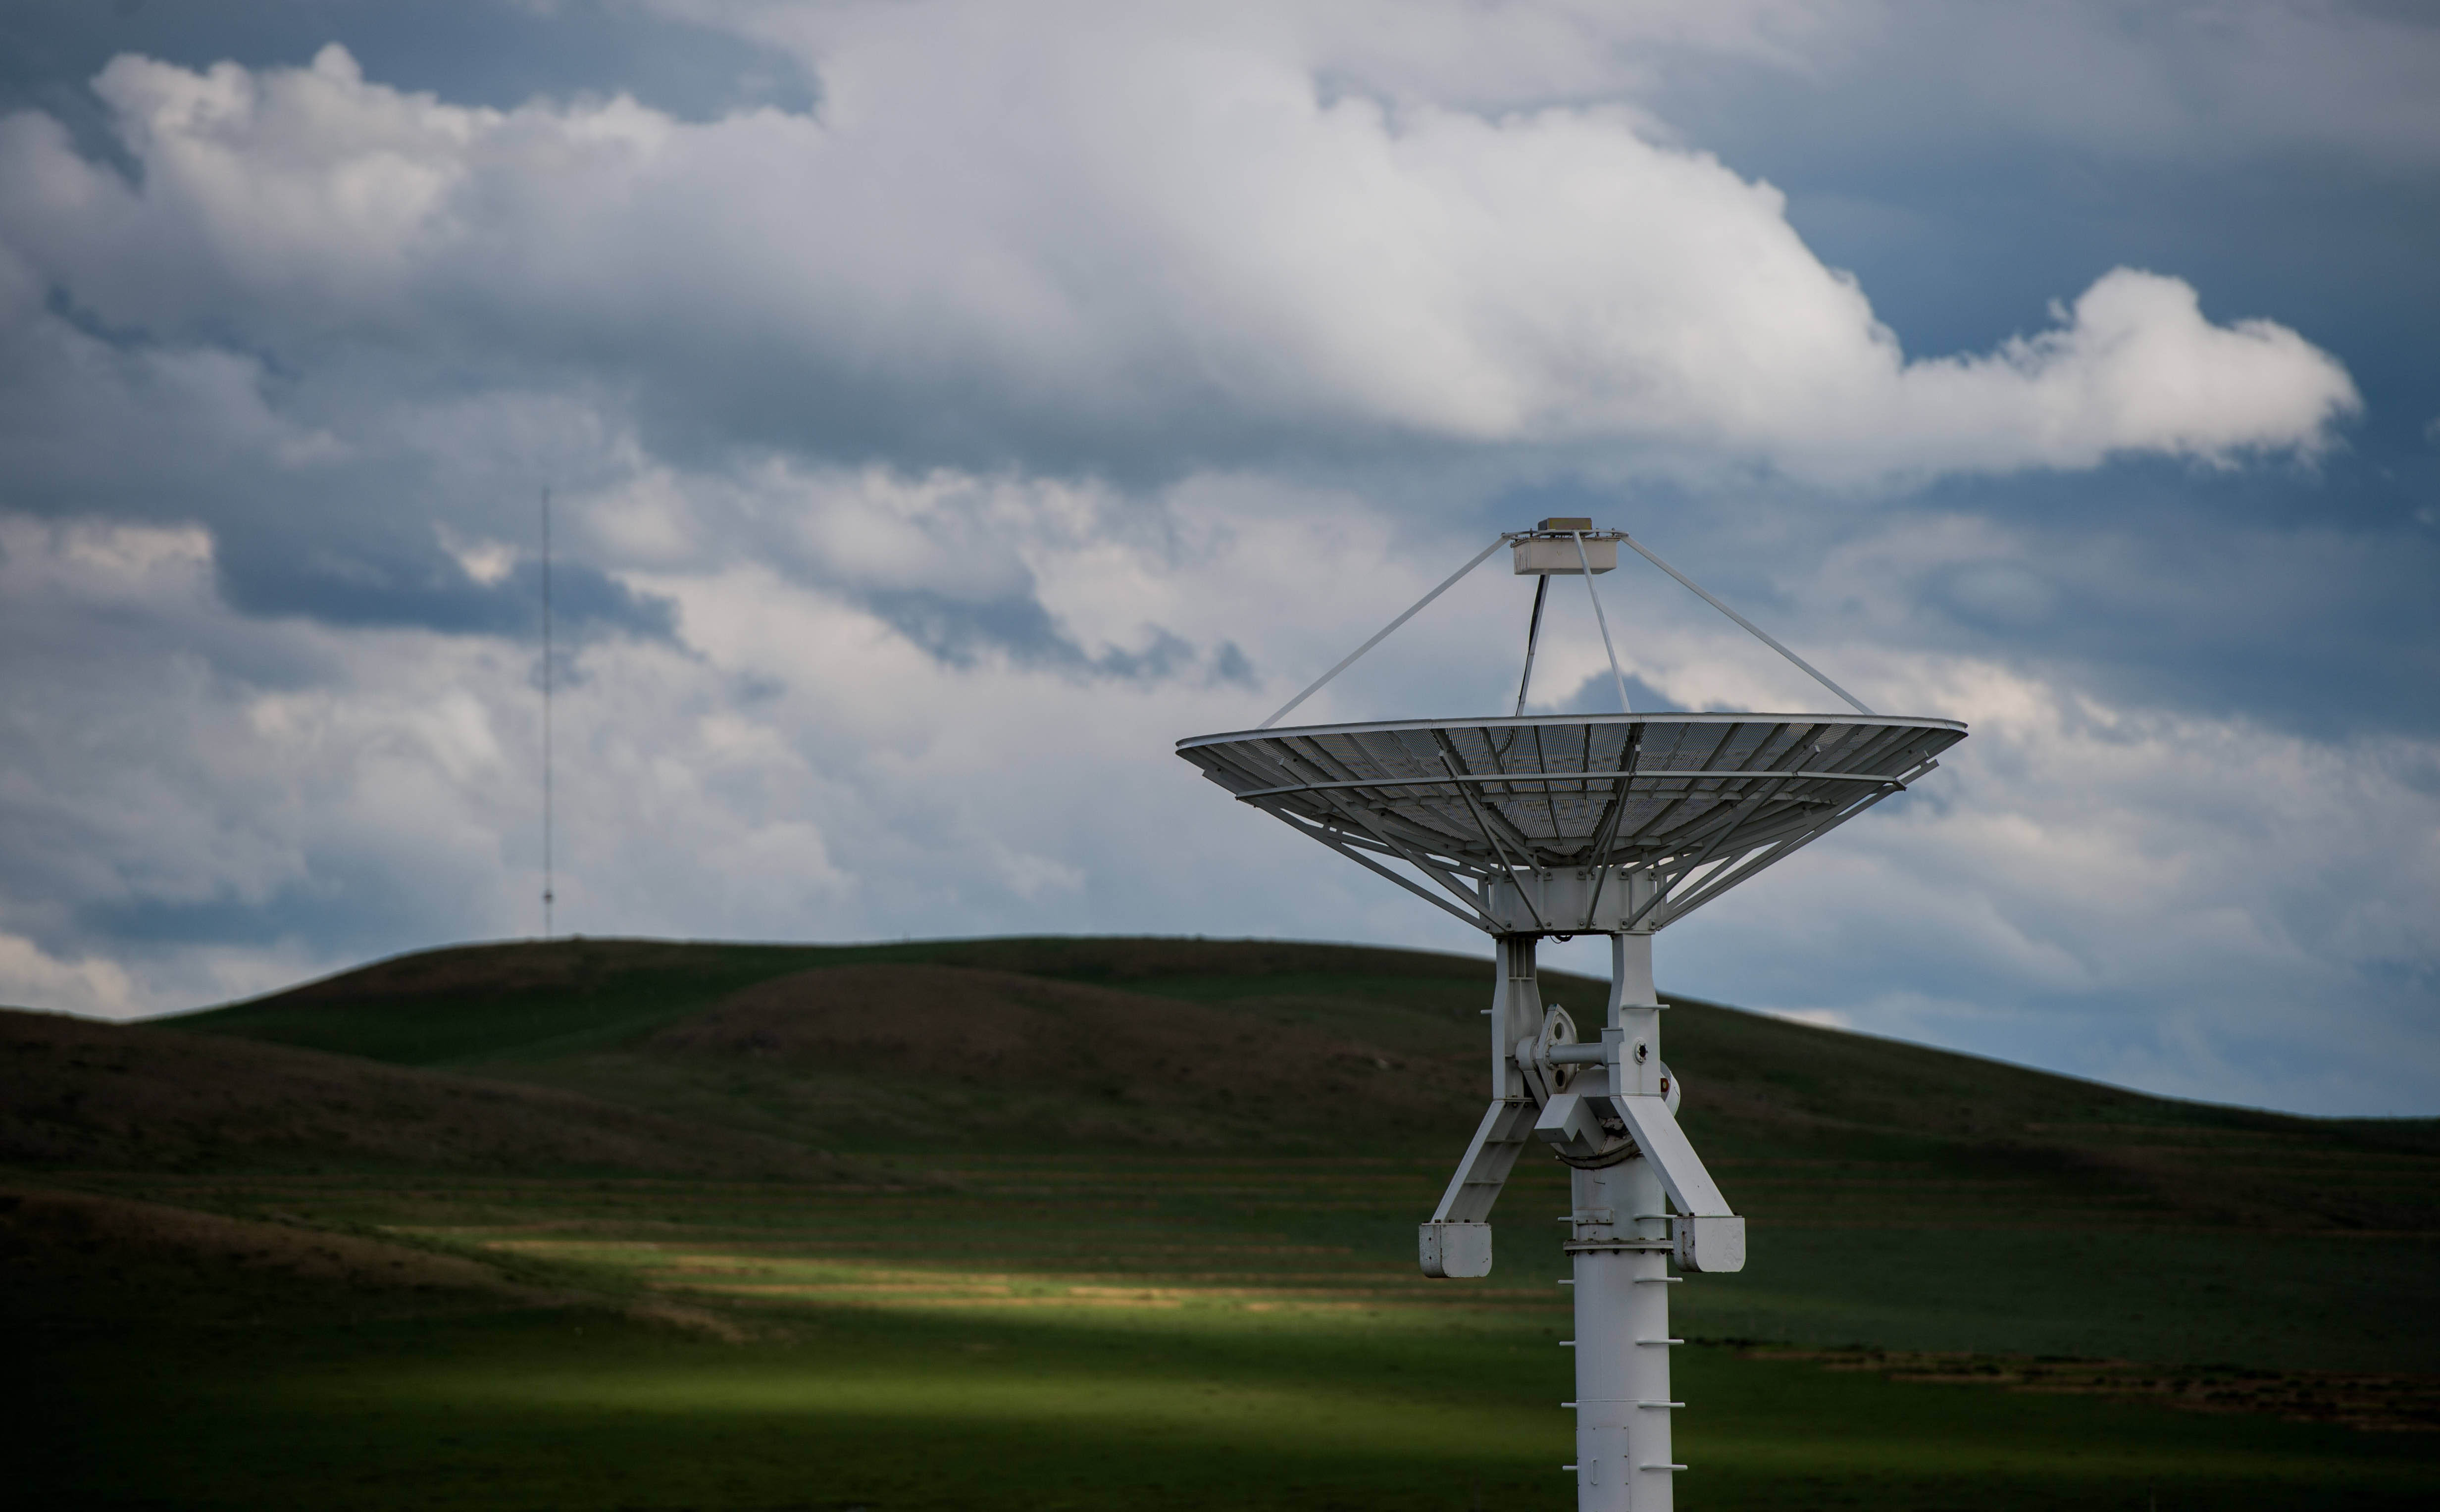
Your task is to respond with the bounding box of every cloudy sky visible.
[1,0,2433,1115]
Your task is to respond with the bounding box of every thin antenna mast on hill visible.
[1178,516,1966,1511]
[541,486,555,942]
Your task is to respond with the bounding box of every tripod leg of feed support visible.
[1493,933,1544,1100]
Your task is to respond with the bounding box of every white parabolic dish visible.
[1178,712,1966,936]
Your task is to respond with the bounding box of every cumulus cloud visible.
[1660,650,2440,1114]
[1868,269,2359,474]
[0,6,2423,1120]
[0,36,2355,489]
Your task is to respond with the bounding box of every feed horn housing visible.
[1176,521,1965,1512]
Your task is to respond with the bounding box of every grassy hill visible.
[164,935,2440,1370]
[185,933,2440,1231]
[11,934,2439,1510]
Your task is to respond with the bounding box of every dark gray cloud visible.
[0,0,811,132]
[214,529,674,640]
[1627,0,2440,738]
[860,586,1216,684]
[73,860,457,953]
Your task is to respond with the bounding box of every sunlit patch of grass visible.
[447,1235,1561,1316]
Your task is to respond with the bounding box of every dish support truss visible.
[1180,713,1963,1510]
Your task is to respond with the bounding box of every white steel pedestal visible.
[1179,524,1959,1512]
[1568,1158,1678,1512]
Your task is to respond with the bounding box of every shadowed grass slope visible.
[0,1181,543,1330]
[0,1005,852,1181]
[18,1281,2440,1512]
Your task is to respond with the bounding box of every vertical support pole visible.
[1570,928,1675,1509]
[1609,932,1655,1024]
[1494,935,1543,1100]
[1608,932,1664,1099]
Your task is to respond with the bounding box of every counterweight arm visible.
[1611,1091,1745,1273]
[1419,1098,1538,1277]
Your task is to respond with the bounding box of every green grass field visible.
[8,935,2438,1508]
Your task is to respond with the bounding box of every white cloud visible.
[0,933,141,1018]
[1871,268,2359,475]
[1653,649,2440,1114]
[3,481,2433,1118]
[0,33,2356,485]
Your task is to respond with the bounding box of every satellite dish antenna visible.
[1178,518,1965,1510]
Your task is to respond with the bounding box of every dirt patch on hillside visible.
[648,963,1483,1136]
[0,1007,853,1180]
